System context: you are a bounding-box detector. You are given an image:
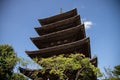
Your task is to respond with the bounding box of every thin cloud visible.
[84,21,93,29]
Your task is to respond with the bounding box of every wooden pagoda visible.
[19,8,97,80]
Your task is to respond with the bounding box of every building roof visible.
[35,15,80,35]
[26,37,91,58]
[38,8,77,26]
[31,24,86,49]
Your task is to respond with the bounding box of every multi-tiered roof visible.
[19,8,97,80]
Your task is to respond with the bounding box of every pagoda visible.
[19,8,97,80]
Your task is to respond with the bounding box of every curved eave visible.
[90,56,98,67]
[38,8,77,26]
[35,15,80,35]
[31,24,86,49]
[26,37,91,58]
[19,67,53,79]
[19,67,39,79]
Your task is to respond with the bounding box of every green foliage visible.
[2,73,28,80]
[101,65,120,80]
[34,53,100,80]
[112,65,120,77]
[0,44,28,80]
[0,44,17,75]
[18,57,31,68]
[11,73,28,80]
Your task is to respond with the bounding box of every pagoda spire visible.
[60,8,63,14]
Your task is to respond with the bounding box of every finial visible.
[60,8,62,14]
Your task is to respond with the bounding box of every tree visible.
[102,65,120,80]
[33,53,101,80]
[0,44,28,80]
[112,65,120,77]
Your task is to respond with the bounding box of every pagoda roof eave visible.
[90,56,98,67]
[35,15,81,35]
[26,37,91,58]
[38,8,77,26]
[31,24,86,49]
[19,67,54,80]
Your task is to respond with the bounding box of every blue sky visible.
[0,0,120,73]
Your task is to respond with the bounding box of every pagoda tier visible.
[19,57,97,80]
[31,24,85,49]
[35,15,80,35]
[38,8,77,26]
[26,37,91,58]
